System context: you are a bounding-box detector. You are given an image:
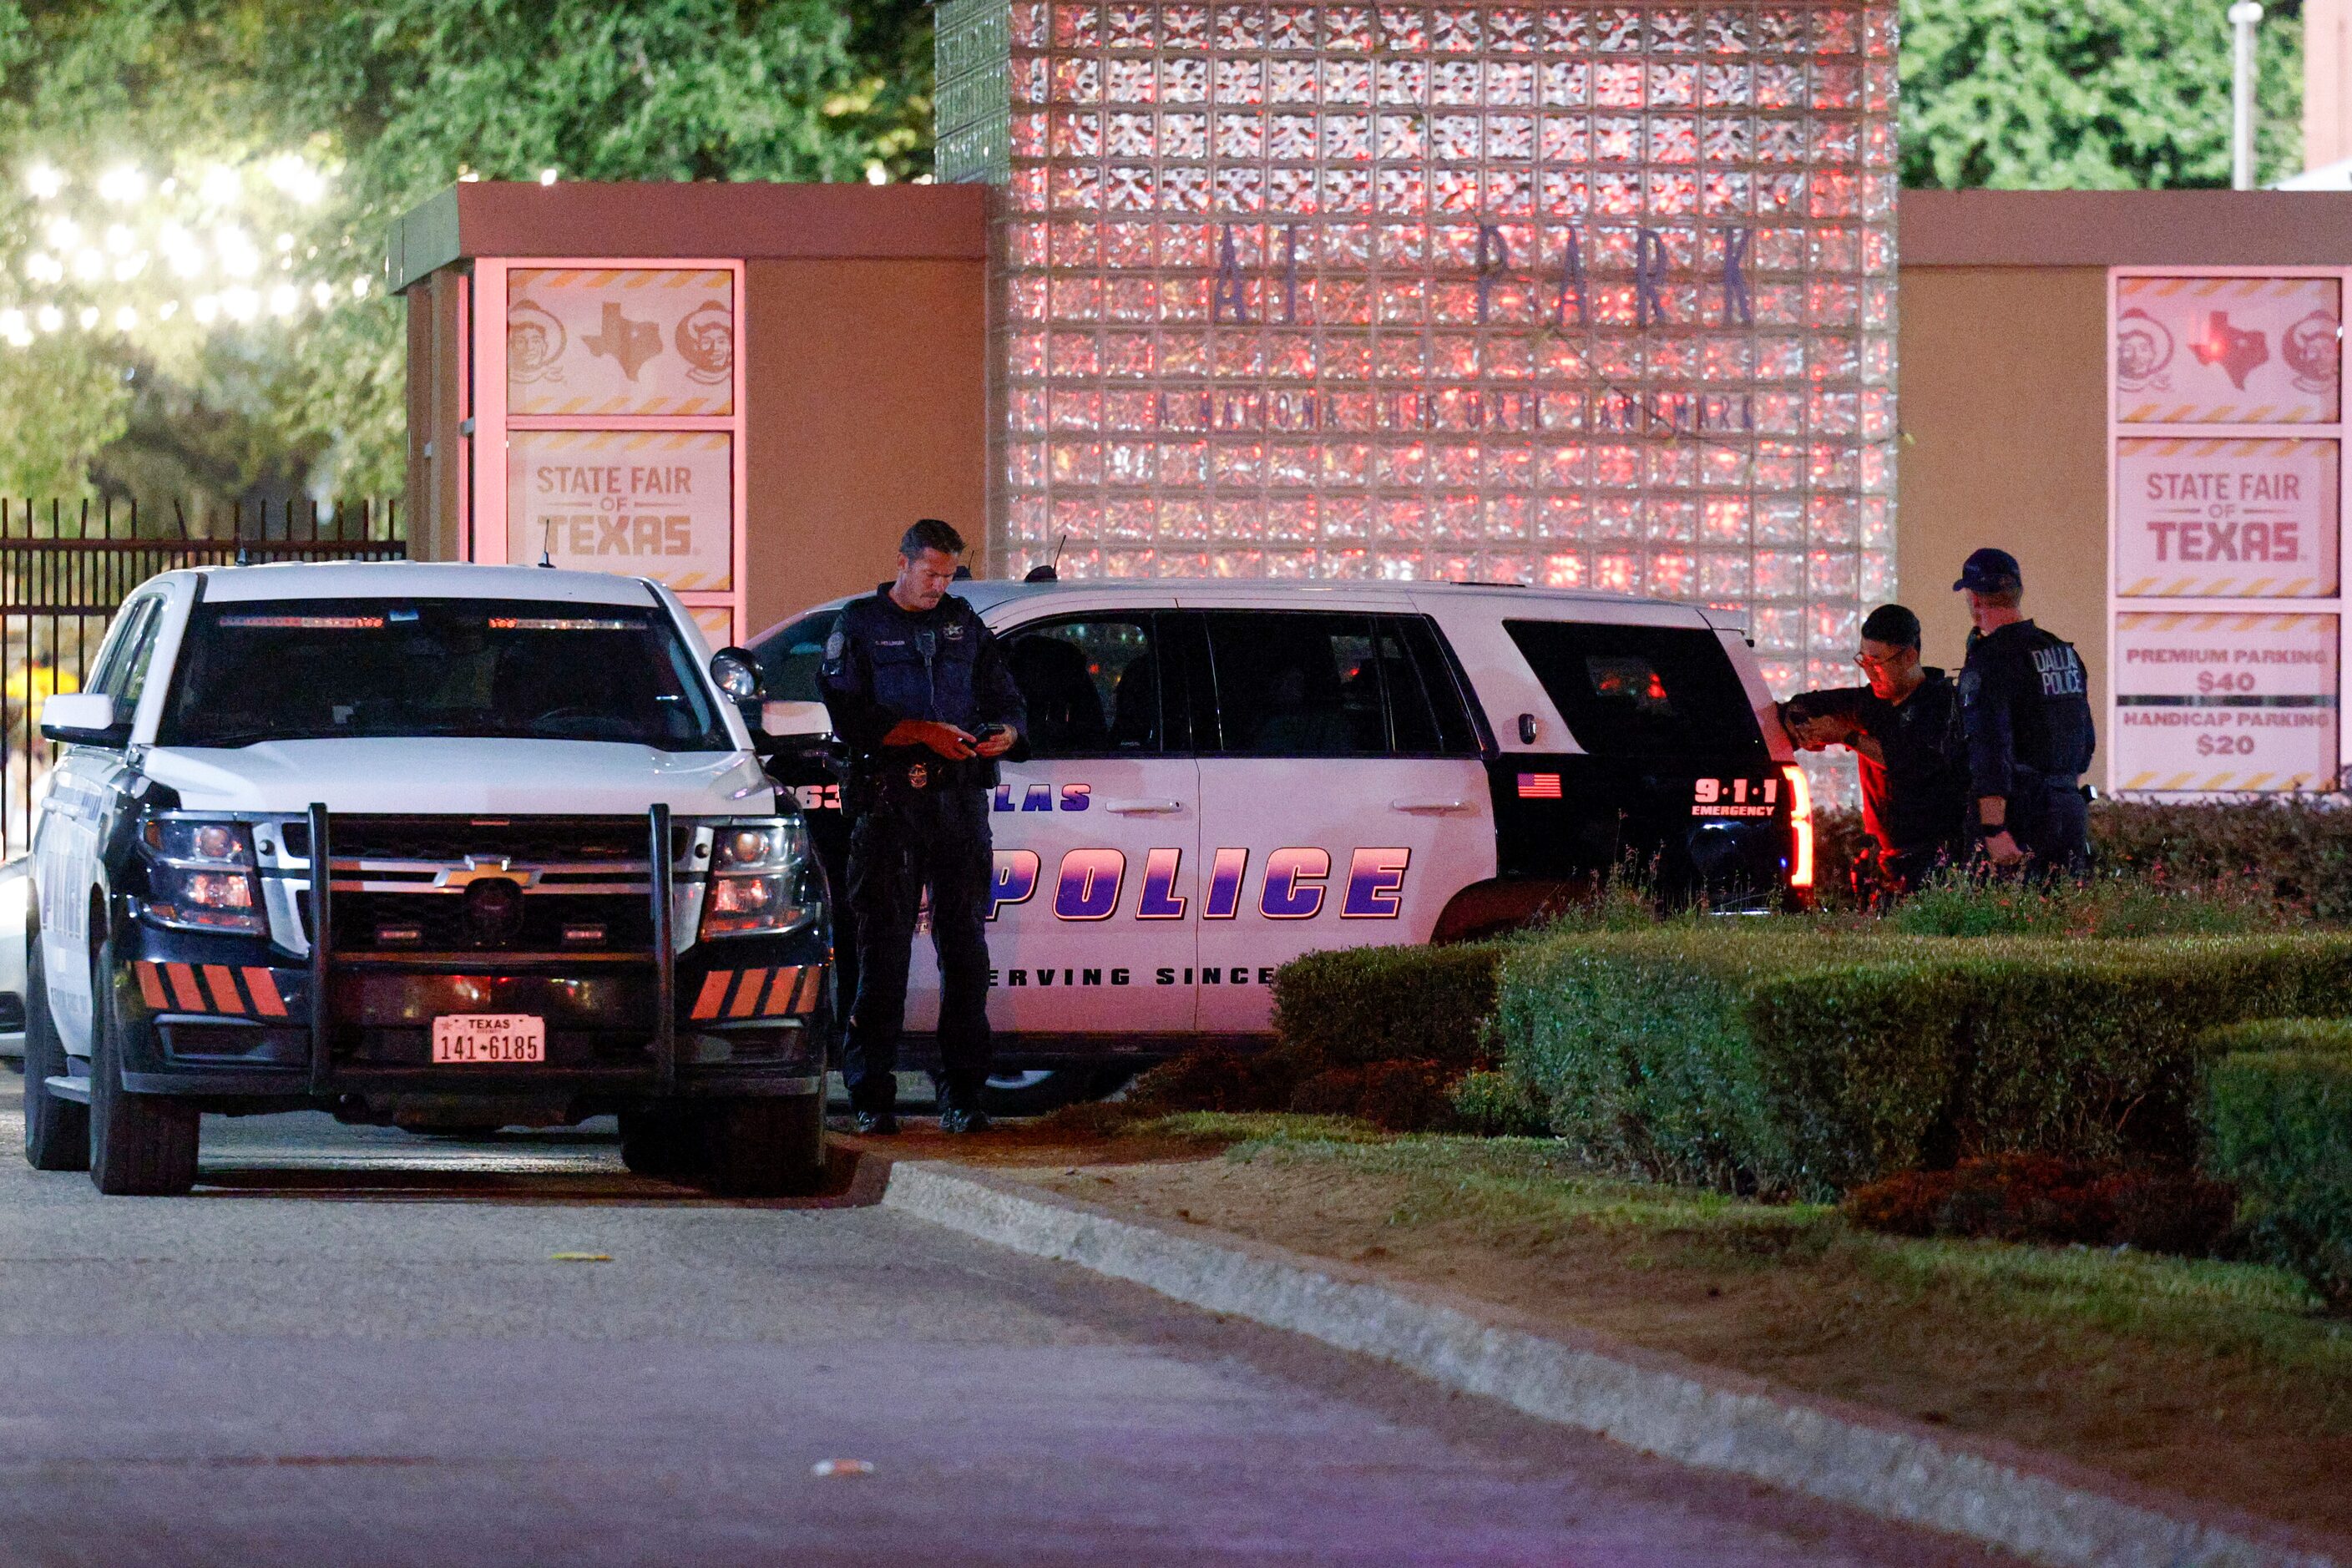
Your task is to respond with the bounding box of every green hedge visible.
[1493,930,2352,1198]
[1269,942,1503,1070]
[2203,1021,2352,1310]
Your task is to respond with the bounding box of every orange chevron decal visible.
[763,966,802,1016]
[729,969,768,1019]
[690,971,731,1022]
[244,968,287,1018]
[164,963,206,1013]
[202,965,243,1014]
[133,961,169,1010]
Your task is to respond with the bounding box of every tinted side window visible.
[1399,616,1484,755]
[1505,619,1763,761]
[1004,616,1161,756]
[750,609,840,703]
[114,603,169,713]
[85,599,159,699]
[1373,615,1481,756]
[1201,611,1387,758]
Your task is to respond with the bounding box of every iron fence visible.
[2,497,406,854]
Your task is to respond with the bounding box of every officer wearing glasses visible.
[819,519,1027,1135]
[1780,603,1968,903]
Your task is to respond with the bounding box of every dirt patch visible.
[989,1140,2352,1541]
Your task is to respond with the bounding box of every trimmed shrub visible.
[1288,1067,1367,1117]
[1127,1046,1297,1115]
[1495,929,2352,1198]
[1356,1060,1457,1132]
[2203,1023,2352,1310]
[1841,1154,2236,1256]
[1270,941,1504,1070]
[1449,1070,1550,1136]
[2092,799,2352,918]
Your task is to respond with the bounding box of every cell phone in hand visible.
[969,722,1009,746]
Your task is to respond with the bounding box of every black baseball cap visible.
[1952,548,2022,594]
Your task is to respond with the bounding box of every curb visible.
[878,1157,2346,1568]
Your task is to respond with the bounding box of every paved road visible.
[0,1085,2004,1567]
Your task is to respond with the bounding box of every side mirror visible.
[710,646,761,703]
[760,700,833,739]
[40,692,124,746]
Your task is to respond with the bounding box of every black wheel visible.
[20,913,89,1172]
[89,936,199,1196]
[978,1065,1137,1119]
[701,1093,827,1197]
[618,1106,699,1178]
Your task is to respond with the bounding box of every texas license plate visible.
[431,1014,546,1064]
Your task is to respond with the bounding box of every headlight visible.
[701,817,816,938]
[140,816,264,933]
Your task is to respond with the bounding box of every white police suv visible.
[24,562,832,1195]
[750,579,1806,1112]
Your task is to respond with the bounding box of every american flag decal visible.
[1517,772,1562,799]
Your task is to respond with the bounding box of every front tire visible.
[618,1106,698,1179]
[702,1093,827,1197]
[21,914,89,1172]
[978,1065,1137,1119]
[89,937,199,1196]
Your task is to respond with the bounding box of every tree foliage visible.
[0,0,930,515]
[1902,0,2304,190]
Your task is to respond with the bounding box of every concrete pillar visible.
[2307,0,2352,173]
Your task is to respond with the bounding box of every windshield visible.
[157,597,732,751]
[750,609,840,703]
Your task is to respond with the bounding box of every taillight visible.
[1783,764,1813,888]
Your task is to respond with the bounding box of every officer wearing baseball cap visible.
[1952,549,2096,878]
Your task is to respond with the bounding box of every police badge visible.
[908,761,928,790]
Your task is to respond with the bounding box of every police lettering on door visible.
[978,776,1410,989]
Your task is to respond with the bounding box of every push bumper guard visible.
[119,803,824,1100]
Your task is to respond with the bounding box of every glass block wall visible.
[937,1,1898,701]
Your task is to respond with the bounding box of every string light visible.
[76,306,98,330]
[96,166,146,205]
[191,295,218,325]
[24,164,63,200]
[113,305,137,331]
[539,167,559,185]
[198,164,240,207]
[35,306,61,332]
[267,282,297,316]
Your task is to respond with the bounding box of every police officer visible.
[819,519,1027,1136]
[1951,549,2096,878]
[1780,603,1968,903]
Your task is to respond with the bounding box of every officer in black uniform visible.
[1951,549,2096,879]
[1780,603,1968,903]
[819,519,1027,1135]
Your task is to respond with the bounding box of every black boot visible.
[853,1110,901,1136]
[937,1105,993,1135]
